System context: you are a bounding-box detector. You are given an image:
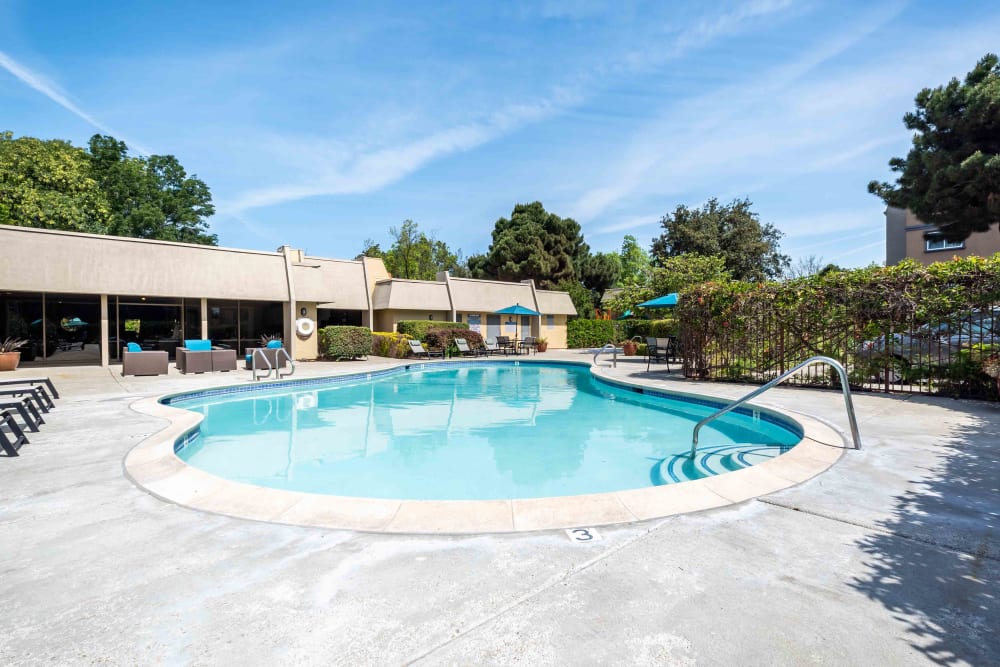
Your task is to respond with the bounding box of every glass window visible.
[547,315,555,329]
[925,236,964,252]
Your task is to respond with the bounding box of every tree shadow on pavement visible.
[848,399,999,665]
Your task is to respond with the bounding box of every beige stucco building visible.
[885,206,1000,265]
[0,225,577,367]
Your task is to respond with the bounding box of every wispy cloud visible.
[222,0,799,215]
[0,49,154,155]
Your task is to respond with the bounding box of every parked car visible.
[859,309,999,382]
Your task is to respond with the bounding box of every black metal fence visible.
[674,264,1000,400]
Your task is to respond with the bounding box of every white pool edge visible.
[123,361,847,534]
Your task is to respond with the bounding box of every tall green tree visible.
[607,254,731,316]
[382,219,465,280]
[0,131,111,233]
[618,234,650,286]
[868,53,1000,241]
[88,135,216,244]
[579,251,620,306]
[651,198,788,281]
[484,201,589,289]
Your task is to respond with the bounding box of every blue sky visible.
[2,1,998,269]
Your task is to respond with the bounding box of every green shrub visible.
[397,320,467,341]
[625,318,678,339]
[318,326,372,360]
[371,331,411,358]
[425,328,485,356]
[567,319,615,348]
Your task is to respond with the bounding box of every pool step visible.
[655,444,792,484]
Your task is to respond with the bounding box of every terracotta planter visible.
[0,351,21,371]
[622,340,637,356]
[536,342,548,353]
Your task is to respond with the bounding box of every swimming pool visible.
[169,362,802,501]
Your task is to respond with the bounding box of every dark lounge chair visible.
[408,340,444,359]
[0,409,29,456]
[0,396,44,432]
[0,385,54,412]
[0,376,59,399]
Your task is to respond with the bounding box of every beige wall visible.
[295,302,319,360]
[540,314,568,348]
[889,208,1000,266]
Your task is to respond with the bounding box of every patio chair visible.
[0,408,29,456]
[518,336,537,355]
[455,338,486,357]
[122,343,169,376]
[244,340,288,370]
[483,337,501,356]
[496,335,516,355]
[646,337,668,371]
[407,340,444,359]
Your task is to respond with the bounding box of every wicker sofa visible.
[176,340,236,374]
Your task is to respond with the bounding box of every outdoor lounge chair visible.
[0,376,59,399]
[0,396,44,432]
[407,340,444,359]
[483,337,501,356]
[0,408,29,456]
[0,385,54,412]
[122,343,169,376]
[455,338,486,357]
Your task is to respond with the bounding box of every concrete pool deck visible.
[1,352,997,664]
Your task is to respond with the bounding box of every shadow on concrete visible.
[848,398,999,665]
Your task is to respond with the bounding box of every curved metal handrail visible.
[690,355,862,459]
[275,347,295,379]
[592,342,622,366]
[251,348,273,381]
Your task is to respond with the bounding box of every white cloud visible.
[0,50,154,155]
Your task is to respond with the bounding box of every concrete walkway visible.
[1,354,997,665]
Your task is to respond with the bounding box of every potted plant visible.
[535,337,548,353]
[621,337,638,356]
[0,337,28,371]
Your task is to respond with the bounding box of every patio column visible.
[200,299,208,339]
[100,294,109,367]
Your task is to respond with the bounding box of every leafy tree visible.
[578,251,620,310]
[382,219,466,280]
[607,253,730,316]
[484,201,589,289]
[651,197,789,281]
[555,279,594,318]
[0,131,111,233]
[868,53,1000,241]
[618,234,650,286]
[88,135,216,244]
[465,253,490,279]
[356,238,385,259]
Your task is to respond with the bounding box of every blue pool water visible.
[172,363,801,500]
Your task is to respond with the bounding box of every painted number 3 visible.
[566,527,601,542]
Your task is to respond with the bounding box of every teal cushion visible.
[126,342,142,352]
[266,340,283,349]
[245,354,252,363]
[184,339,212,351]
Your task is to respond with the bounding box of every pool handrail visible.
[251,346,296,381]
[690,355,862,459]
[593,342,623,367]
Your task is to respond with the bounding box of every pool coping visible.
[123,359,848,534]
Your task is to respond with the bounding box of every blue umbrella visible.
[494,303,542,316]
[494,303,541,342]
[637,293,678,308]
[617,309,633,320]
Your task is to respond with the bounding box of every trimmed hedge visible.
[567,319,615,348]
[624,317,679,339]
[318,326,372,360]
[397,320,468,341]
[371,331,411,358]
[425,328,484,357]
